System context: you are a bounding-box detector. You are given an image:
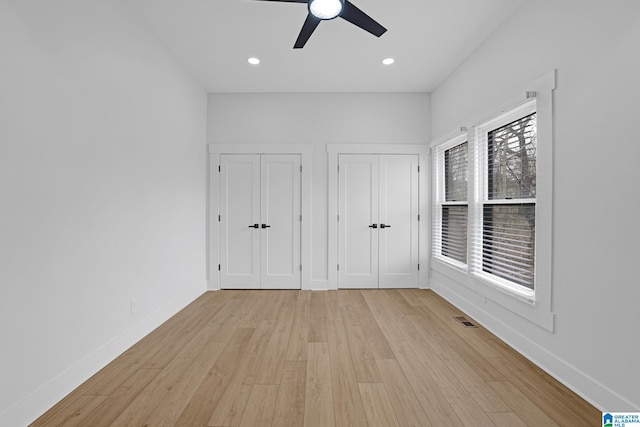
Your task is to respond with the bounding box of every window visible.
[433,135,468,267]
[432,100,539,296]
[472,100,537,297]
[483,112,536,289]
[429,70,555,331]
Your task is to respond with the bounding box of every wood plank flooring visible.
[31,290,600,426]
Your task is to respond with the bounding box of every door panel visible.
[220,154,301,289]
[338,155,379,289]
[378,155,419,288]
[261,155,301,289]
[220,155,261,289]
[338,154,419,289]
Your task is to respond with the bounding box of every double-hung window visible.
[432,99,539,299]
[433,135,468,268]
[472,100,537,298]
[430,71,554,330]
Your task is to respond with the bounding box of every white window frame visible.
[432,133,469,271]
[430,70,555,331]
[471,100,537,301]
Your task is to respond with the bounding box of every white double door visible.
[339,154,419,289]
[220,154,301,289]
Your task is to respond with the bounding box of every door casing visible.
[328,144,430,290]
[220,154,301,289]
[209,143,428,291]
[209,144,313,291]
[338,154,420,289]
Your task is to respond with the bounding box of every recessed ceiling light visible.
[382,57,395,65]
[248,57,260,65]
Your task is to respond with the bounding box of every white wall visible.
[207,93,431,288]
[430,0,640,411]
[0,1,207,425]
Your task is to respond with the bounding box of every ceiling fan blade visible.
[294,14,321,49]
[340,1,387,37]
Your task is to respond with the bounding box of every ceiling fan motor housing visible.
[308,0,345,20]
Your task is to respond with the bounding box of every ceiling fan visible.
[256,0,387,49]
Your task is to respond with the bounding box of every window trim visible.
[430,70,555,332]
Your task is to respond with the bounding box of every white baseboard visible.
[419,281,431,290]
[317,281,428,291]
[1,286,206,427]
[430,278,638,412]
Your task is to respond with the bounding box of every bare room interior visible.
[1,0,639,425]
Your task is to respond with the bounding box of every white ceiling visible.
[128,0,525,93]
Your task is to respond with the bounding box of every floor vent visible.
[453,316,477,328]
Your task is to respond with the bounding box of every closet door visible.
[378,155,419,288]
[220,154,261,289]
[220,154,301,289]
[338,155,379,289]
[260,155,301,289]
[338,154,419,289]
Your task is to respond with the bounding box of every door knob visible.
[248,224,259,228]
[368,224,378,228]
[380,224,391,228]
[261,224,271,228]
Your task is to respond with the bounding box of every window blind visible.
[482,204,535,289]
[442,205,468,263]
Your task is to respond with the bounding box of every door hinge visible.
[337,164,340,173]
[218,264,221,271]
[418,214,420,221]
[218,165,221,173]
[417,165,420,173]
[218,215,221,222]
[418,264,420,271]
[337,214,340,222]
[337,264,340,271]
[300,165,303,173]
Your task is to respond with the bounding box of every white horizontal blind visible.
[442,206,467,262]
[432,135,468,266]
[445,142,468,202]
[472,100,537,291]
[482,203,535,288]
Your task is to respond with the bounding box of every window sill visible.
[433,254,468,274]
[473,272,535,305]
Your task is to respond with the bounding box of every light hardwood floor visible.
[32,290,600,426]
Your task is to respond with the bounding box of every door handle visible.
[368,224,378,228]
[248,224,259,228]
[380,224,391,228]
[261,224,271,228]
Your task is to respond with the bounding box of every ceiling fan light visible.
[309,0,343,20]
